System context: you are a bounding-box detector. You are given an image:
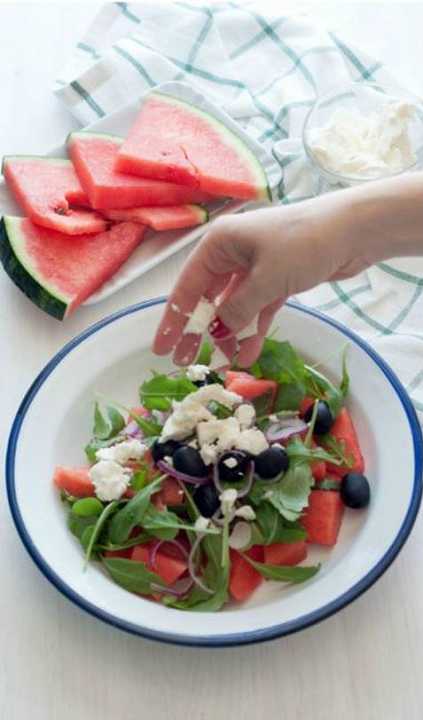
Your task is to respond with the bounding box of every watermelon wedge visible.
[0,216,146,319]
[102,204,208,231]
[115,91,270,201]
[2,156,106,235]
[68,131,213,210]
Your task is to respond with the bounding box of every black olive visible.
[340,473,370,508]
[218,451,250,483]
[151,439,182,464]
[173,445,207,477]
[193,484,220,518]
[255,446,289,480]
[192,370,224,388]
[304,400,334,435]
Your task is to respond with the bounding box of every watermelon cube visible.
[301,490,344,546]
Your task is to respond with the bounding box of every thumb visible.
[213,268,279,337]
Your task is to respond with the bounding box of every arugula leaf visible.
[129,468,149,492]
[273,382,305,412]
[255,339,307,384]
[304,365,346,418]
[319,478,341,490]
[68,512,97,541]
[321,434,354,468]
[266,462,314,522]
[141,506,181,540]
[286,436,342,466]
[254,504,307,545]
[84,501,119,567]
[242,555,320,583]
[107,475,164,544]
[139,373,197,411]
[251,390,274,420]
[129,412,162,437]
[196,340,213,365]
[339,347,350,398]
[98,532,150,552]
[93,403,125,440]
[208,400,233,419]
[102,557,166,594]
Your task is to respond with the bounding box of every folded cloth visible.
[56,2,423,419]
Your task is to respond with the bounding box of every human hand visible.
[152,186,394,367]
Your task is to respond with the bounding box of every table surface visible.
[1,3,423,719]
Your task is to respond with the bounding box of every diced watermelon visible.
[299,396,314,417]
[132,543,187,586]
[325,408,365,476]
[104,548,133,559]
[301,490,344,546]
[0,216,146,319]
[68,131,213,209]
[3,156,106,235]
[264,541,307,566]
[229,545,264,602]
[225,371,277,404]
[102,204,208,231]
[53,466,94,497]
[224,370,251,387]
[115,91,270,201]
[157,477,185,506]
[311,441,326,481]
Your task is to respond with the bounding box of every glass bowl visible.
[303,81,423,187]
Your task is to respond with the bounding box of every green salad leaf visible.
[107,475,164,545]
[266,461,314,522]
[321,434,354,468]
[254,504,307,545]
[102,557,166,594]
[84,500,119,567]
[319,478,341,490]
[93,402,125,440]
[252,339,307,384]
[242,555,320,583]
[273,382,305,412]
[139,373,197,411]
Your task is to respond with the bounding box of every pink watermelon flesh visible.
[115,92,270,201]
[102,204,208,231]
[0,216,146,319]
[68,132,214,210]
[3,157,106,235]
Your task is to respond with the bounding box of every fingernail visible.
[209,317,232,340]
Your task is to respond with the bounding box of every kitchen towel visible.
[56,1,423,417]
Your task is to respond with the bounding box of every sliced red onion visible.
[149,539,189,569]
[151,576,194,597]
[265,418,308,443]
[212,459,255,498]
[188,533,214,595]
[157,459,210,486]
[125,420,143,438]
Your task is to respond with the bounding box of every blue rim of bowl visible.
[6,298,423,647]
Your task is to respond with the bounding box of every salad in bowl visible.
[53,337,370,611]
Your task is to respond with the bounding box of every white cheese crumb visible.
[89,460,132,501]
[236,428,269,455]
[235,505,256,521]
[194,516,210,532]
[237,316,259,341]
[163,455,174,467]
[223,456,238,469]
[171,303,181,313]
[186,364,210,382]
[184,297,216,335]
[220,488,238,514]
[162,327,171,336]
[96,439,147,464]
[229,521,252,550]
[211,345,230,369]
[234,403,255,429]
[200,443,219,465]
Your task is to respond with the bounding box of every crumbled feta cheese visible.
[229,521,253,550]
[96,439,147,464]
[220,488,238,514]
[237,316,259,341]
[89,460,132,501]
[194,516,210,532]
[223,456,238,469]
[235,403,255,429]
[200,443,219,465]
[236,428,269,455]
[186,364,210,382]
[188,438,199,449]
[162,327,171,336]
[235,505,256,521]
[197,416,240,449]
[171,303,181,313]
[161,384,241,442]
[211,345,230,369]
[184,297,216,335]
[163,455,174,466]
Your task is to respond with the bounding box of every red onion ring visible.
[188,534,214,595]
[151,576,194,598]
[157,459,210,486]
[212,459,255,498]
[149,539,189,569]
[265,418,307,443]
[125,420,143,438]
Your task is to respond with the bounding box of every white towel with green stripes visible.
[56,1,423,417]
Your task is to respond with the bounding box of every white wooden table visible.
[1,3,423,719]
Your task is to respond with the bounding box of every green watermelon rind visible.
[2,155,72,175]
[151,91,271,202]
[0,216,70,320]
[67,131,123,148]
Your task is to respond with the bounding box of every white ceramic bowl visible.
[6,300,422,646]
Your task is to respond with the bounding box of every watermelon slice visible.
[115,91,270,201]
[0,216,146,319]
[68,131,213,210]
[102,204,208,231]
[2,156,106,235]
